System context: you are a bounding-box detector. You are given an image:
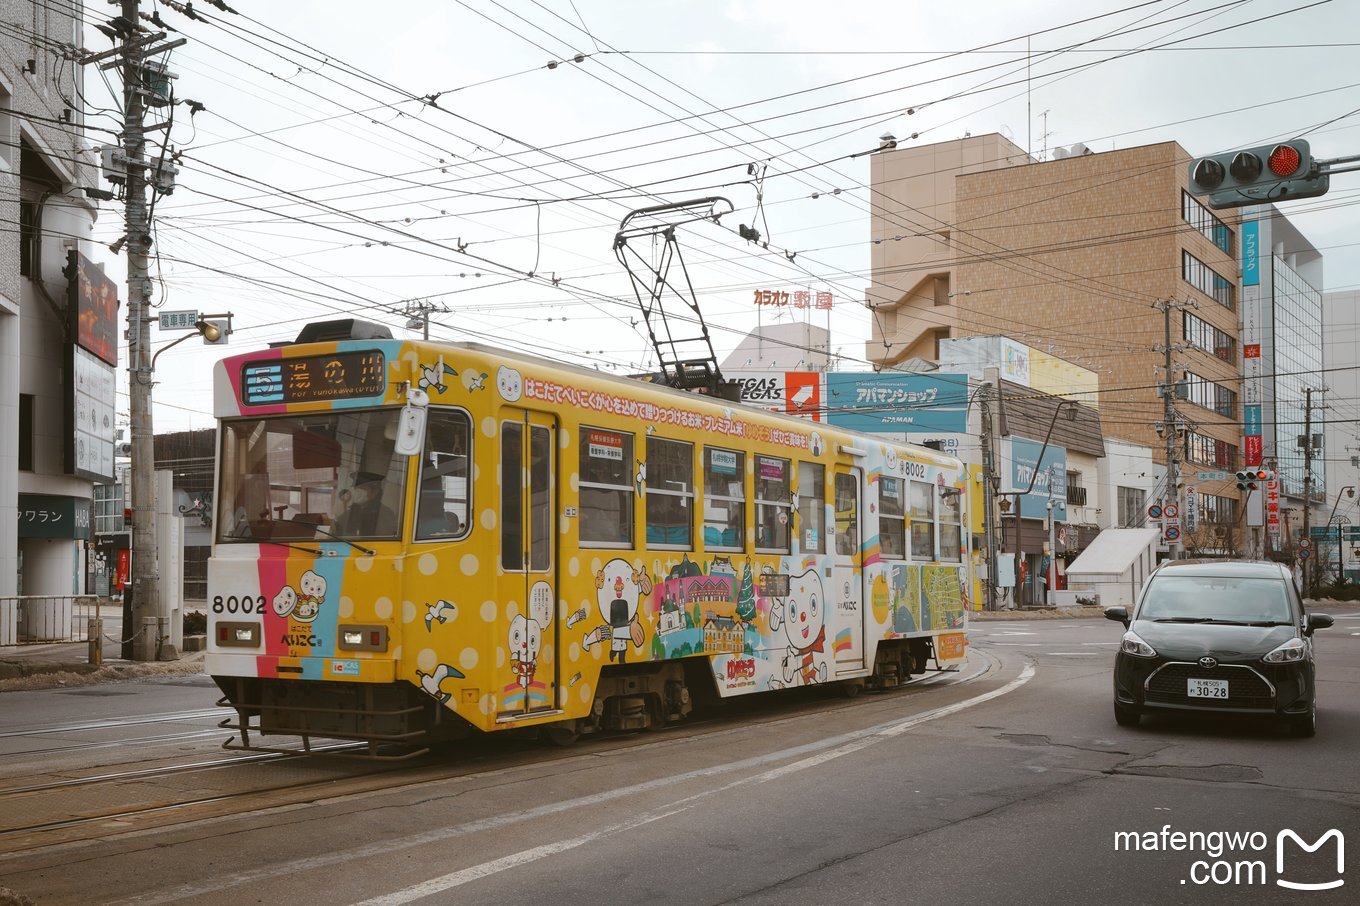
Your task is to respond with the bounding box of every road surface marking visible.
[350,664,1038,905]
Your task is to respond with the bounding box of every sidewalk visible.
[0,638,205,692]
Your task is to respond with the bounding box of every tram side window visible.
[909,480,935,559]
[416,409,471,541]
[703,447,745,551]
[501,423,524,570]
[797,462,825,554]
[879,476,907,560]
[645,437,693,549]
[834,472,859,557]
[939,484,963,561]
[580,428,634,548]
[755,455,791,554]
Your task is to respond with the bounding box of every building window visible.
[19,394,33,471]
[645,437,693,549]
[754,455,791,553]
[579,428,633,548]
[797,462,825,554]
[1183,311,1236,363]
[703,447,745,551]
[1182,250,1234,310]
[1183,431,1237,470]
[1066,470,1087,507]
[1182,190,1234,255]
[1117,486,1146,528]
[19,200,34,277]
[909,480,935,559]
[879,476,907,560]
[1184,372,1237,418]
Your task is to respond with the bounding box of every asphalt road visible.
[0,613,1356,905]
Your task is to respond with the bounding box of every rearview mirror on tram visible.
[394,387,429,457]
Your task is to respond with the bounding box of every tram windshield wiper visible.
[278,517,376,556]
[228,523,328,557]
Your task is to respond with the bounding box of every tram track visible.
[0,655,997,855]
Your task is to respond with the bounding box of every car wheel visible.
[1114,703,1141,727]
[1288,705,1316,738]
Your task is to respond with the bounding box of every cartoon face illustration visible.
[583,558,648,663]
[293,570,327,622]
[884,448,898,471]
[509,614,542,687]
[272,585,297,619]
[496,365,523,402]
[770,569,828,687]
[810,431,824,457]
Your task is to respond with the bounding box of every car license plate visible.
[1187,678,1228,699]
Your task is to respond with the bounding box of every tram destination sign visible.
[241,350,386,405]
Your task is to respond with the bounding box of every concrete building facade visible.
[2,0,104,597]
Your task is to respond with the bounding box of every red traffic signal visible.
[1187,139,1328,210]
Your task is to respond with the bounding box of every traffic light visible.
[123,507,133,528]
[1187,139,1329,210]
[1235,469,1272,491]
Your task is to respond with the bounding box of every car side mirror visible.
[1104,606,1129,628]
[1305,613,1334,635]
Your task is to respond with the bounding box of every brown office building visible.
[864,134,1324,555]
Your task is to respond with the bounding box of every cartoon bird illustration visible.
[416,663,465,704]
[418,355,458,394]
[424,599,456,630]
[462,370,489,392]
[635,461,646,497]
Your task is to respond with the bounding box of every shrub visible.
[183,611,207,635]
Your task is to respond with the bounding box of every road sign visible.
[1344,526,1360,541]
[1298,538,1312,550]
[1164,526,1181,542]
[1310,526,1333,538]
[157,310,199,330]
[1299,548,1311,560]
[1147,504,1163,519]
[1196,471,1229,481]
[1163,503,1179,519]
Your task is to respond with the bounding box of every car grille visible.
[1145,662,1275,709]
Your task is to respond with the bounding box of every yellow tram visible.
[207,320,970,753]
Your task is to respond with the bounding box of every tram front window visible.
[218,410,407,543]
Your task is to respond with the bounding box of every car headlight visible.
[1120,630,1157,658]
[1262,637,1306,663]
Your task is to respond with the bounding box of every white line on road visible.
[349,664,1038,905]
[1044,652,1104,657]
[989,643,1041,646]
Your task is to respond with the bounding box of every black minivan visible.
[1105,560,1333,737]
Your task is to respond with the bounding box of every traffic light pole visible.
[1302,387,1314,593]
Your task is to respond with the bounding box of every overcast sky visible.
[83,0,1360,432]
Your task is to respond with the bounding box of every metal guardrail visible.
[0,595,106,647]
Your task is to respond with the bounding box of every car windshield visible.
[217,410,407,543]
[1137,574,1294,623]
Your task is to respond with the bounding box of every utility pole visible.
[112,0,184,660]
[980,380,998,611]
[1154,299,1188,560]
[1302,386,1314,593]
[123,0,159,662]
[404,298,449,341]
[1046,464,1057,605]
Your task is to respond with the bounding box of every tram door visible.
[832,467,866,672]
[499,410,558,715]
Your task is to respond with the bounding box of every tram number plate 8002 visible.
[1186,678,1229,699]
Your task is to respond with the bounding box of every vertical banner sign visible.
[1184,485,1199,534]
[1240,220,1264,467]
[65,251,119,482]
[1266,479,1281,550]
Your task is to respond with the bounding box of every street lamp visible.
[996,398,1079,609]
[127,312,233,662]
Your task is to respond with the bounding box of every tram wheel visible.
[544,723,580,746]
